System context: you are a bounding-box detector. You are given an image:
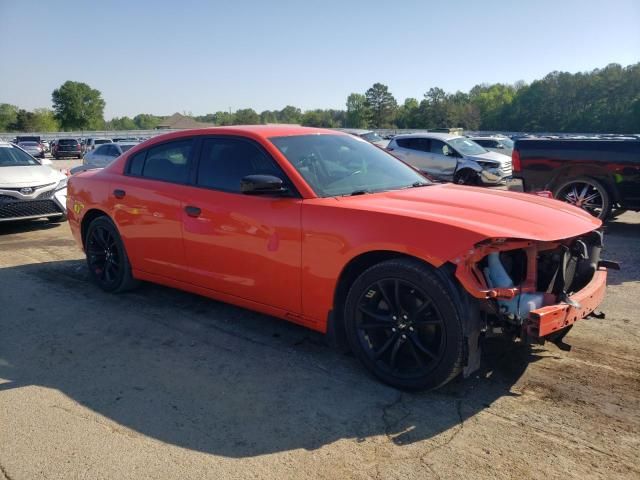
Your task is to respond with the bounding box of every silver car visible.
[0,142,68,222]
[469,136,514,157]
[339,129,389,148]
[82,141,138,169]
[387,133,512,185]
[17,141,46,159]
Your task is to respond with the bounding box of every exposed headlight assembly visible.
[55,177,68,191]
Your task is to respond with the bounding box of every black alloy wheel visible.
[453,169,479,185]
[85,216,137,293]
[344,259,465,390]
[554,177,611,220]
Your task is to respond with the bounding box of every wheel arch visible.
[80,208,111,249]
[327,250,446,353]
[548,166,619,204]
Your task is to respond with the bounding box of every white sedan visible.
[0,141,68,222]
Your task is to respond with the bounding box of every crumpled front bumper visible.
[525,268,608,338]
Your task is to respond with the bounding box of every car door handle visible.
[185,205,201,218]
[113,189,126,199]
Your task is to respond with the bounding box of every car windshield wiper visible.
[347,189,371,196]
[402,181,431,189]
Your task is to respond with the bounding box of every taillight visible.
[512,149,521,172]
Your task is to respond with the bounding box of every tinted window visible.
[94,145,109,155]
[105,145,120,157]
[95,139,111,145]
[59,139,78,146]
[128,151,145,176]
[397,138,430,152]
[430,139,447,154]
[197,138,282,192]
[473,139,492,147]
[141,140,192,183]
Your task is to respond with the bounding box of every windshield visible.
[448,137,487,156]
[361,132,383,143]
[0,144,41,166]
[270,134,430,197]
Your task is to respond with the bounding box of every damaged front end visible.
[454,230,614,348]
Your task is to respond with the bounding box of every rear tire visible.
[554,177,611,220]
[344,258,465,391]
[85,216,138,293]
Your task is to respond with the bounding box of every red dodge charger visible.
[67,126,608,390]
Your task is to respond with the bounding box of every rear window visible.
[95,139,112,145]
[59,139,79,146]
[120,144,136,153]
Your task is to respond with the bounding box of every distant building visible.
[156,113,214,130]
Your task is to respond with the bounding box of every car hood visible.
[467,150,511,164]
[0,165,65,187]
[336,183,600,242]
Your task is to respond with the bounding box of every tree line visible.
[1,63,638,133]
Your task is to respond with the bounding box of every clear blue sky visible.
[1,0,638,119]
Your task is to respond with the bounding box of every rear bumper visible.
[526,268,608,338]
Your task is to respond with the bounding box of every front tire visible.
[453,169,480,186]
[344,258,465,390]
[554,177,611,220]
[85,216,138,293]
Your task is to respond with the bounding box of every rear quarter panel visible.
[67,170,114,250]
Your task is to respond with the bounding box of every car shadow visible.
[602,216,640,285]
[0,219,62,235]
[0,260,542,458]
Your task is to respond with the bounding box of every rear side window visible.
[141,140,193,183]
[197,138,282,192]
[397,138,430,152]
[128,151,145,176]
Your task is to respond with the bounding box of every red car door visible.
[112,138,195,282]
[181,136,303,314]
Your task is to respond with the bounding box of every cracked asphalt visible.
[0,208,638,480]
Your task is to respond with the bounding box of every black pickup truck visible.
[512,138,640,219]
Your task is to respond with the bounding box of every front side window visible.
[270,134,430,197]
[430,139,447,155]
[139,140,193,183]
[197,138,282,192]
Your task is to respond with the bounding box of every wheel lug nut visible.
[391,328,396,332]
[403,315,408,320]
[401,334,407,339]
[409,327,414,331]
[392,316,397,320]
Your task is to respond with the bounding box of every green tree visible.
[260,110,279,124]
[364,83,397,128]
[233,108,260,124]
[31,108,60,131]
[108,116,137,130]
[212,111,236,125]
[51,81,105,130]
[346,93,370,128]
[133,114,163,129]
[395,98,420,128]
[0,103,19,131]
[279,105,302,124]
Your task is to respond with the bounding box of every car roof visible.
[154,125,348,140]
[115,142,139,146]
[393,132,460,141]
[469,136,507,140]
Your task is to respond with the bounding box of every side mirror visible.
[240,174,289,195]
